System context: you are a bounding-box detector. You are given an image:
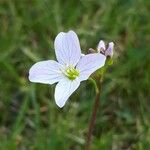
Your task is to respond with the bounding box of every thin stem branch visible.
[85,78,101,150]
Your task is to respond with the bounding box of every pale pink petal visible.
[97,40,106,53]
[29,60,63,84]
[105,42,114,57]
[54,78,80,108]
[54,30,81,66]
[76,53,106,81]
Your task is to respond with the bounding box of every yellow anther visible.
[63,65,79,80]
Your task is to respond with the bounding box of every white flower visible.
[97,40,114,58]
[29,31,106,108]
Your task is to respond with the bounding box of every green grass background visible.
[0,0,150,149]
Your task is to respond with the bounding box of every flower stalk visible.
[85,76,102,150]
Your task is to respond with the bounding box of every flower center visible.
[64,65,79,80]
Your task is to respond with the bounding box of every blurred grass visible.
[0,0,150,149]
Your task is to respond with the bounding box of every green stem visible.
[88,78,99,94]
